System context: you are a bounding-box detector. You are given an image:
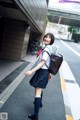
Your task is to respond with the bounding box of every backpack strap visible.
[43,50,50,56]
[42,46,51,56]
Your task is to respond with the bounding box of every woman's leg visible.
[34,88,43,115]
[40,91,43,107]
[28,87,43,120]
[34,89,43,107]
[35,87,43,97]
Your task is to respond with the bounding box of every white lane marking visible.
[0,101,4,108]
[60,40,80,57]
[0,101,4,104]
[61,61,75,81]
[59,65,73,118]
[66,83,80,120]
[60,61,80,120]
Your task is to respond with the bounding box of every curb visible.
[59,60,80,120]
[0,58,38,109]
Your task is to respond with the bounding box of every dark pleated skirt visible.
[29,69,49,89]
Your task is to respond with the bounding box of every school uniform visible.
[29,45,53,89]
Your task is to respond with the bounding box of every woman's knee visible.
[35,88,43,97]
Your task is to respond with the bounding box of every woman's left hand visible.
[48,73,52,80]
[25,70,33,76]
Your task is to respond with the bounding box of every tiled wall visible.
[1,19,30,60]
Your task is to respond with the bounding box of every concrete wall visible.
[1,19,30,60]
[0,18,4,51]
[14,0,48,33]
[0,0,48,60]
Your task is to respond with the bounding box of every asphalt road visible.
[55,40,80,86]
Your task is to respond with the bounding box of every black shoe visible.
[28,114,38,120]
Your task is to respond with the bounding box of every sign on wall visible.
[59,0,80,3]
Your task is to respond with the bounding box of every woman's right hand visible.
[25,70,33,76]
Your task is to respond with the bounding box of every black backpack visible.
[44,51,63,75]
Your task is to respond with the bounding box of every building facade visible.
[0,0,49,60]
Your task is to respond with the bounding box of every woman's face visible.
[43,35,51,45]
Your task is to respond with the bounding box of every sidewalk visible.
[0,71,66,120]
[0,53,37,82]
[0,54,66,120]
[0,54,37,107]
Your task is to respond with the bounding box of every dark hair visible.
[43,33,55,45]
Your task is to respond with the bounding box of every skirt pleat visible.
[29,69,49,88]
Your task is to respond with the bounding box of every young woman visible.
[25,33,55,120]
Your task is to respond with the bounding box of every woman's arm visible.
[25,60,46,76]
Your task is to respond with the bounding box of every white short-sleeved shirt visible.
[37,45,53,69]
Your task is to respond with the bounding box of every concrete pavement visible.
[0,70,66,120]
[0,54,66,120]
[0,41,80,120]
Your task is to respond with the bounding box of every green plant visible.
[68,26,78,33]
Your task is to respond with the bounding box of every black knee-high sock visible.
[40,92,43,107]
[41,92,43,102]
[34,97,41,116]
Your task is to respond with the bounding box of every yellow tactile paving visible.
[66,115,74,120]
